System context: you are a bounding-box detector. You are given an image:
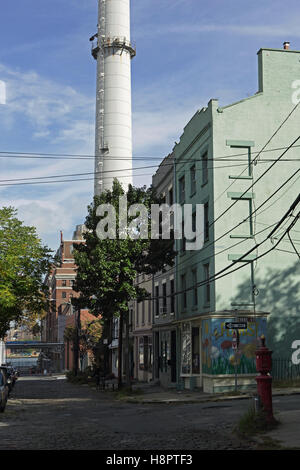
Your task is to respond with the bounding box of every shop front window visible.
[139,337,144,370]
[144,336,149,371]
[181,322,191,374]
[161,340,167,372]
[192,327,200,373]
[148,338,153,372]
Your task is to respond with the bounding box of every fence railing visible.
[272,358,300,381]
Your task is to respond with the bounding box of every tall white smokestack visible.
[91,0,135,195]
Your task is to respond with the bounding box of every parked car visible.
[8,367,18,387]
[0,366,17,396]
[0,369,8,412]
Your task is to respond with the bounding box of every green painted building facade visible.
[173,47,300,393]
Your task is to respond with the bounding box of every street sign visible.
[225,322,247,330]
[232,330,238,350]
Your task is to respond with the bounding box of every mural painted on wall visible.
[202,317,267,375]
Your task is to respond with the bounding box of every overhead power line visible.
[150,208,300,302]
[275,247,300,256]
[134,220,278,288]
[0,160,281,187]
[131,170,300,287]
[136,167,300,281]
[192,168,300,259]
[210,135,300,234]
[1,106,299,187]
[0,155,298,187]
[213,101,300,204]
[268,194,300,240]
[0,143,300,161]
[287,232,300,259]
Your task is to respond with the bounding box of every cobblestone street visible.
[0,376,257,450]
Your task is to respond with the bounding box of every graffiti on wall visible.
[202,317,267,375]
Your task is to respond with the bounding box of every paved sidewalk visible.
[263,409,300,449]
[124,382,300,405]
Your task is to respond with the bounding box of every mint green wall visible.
[175,48,300,359]
[212,49,300,358]
[174,103,216,321]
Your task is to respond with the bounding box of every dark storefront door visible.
[154,332,159,379]
[171,330,177,383]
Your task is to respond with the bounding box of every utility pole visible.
[124,309,131,388]
[117,312,123,389]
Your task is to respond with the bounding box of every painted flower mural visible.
[229,354,240,366]
[210,346,220,360]
[242,342,257,359]
[202,317,267,375]
[221,340,232,351]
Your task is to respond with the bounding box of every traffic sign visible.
[225,322,247,330]
[232,330,238,350]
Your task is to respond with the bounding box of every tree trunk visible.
[102,319,110,377]
[73,308,81,376]
[124,309,131,389]
[117,312,123,390]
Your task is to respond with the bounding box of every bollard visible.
[253,395,262,413]
[255,335,274,422]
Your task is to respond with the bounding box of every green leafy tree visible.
[73,180,175,388]
[0,207,54,339]
[64,318,103,372]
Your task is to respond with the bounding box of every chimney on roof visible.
[283,41,290,50]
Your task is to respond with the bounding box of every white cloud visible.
[0,178,93,246]
[54,120,95,146]
[0,63,94,137]
[0,62,96,248]
[0,80,6,104]
[133,107,194,154]
[18,200,73,235]
[33,130,51,139]
[0,56,205,249]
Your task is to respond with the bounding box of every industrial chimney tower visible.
[91,0,136,195]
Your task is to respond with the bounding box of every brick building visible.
[43,225,89,371]
[61,303,96,372]
[130,273,153,382]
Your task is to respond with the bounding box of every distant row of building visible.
[43,47,300,393]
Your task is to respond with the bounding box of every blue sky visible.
[0,0,300,251]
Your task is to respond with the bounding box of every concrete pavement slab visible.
[264,410,300,449]
[122,385,300,404]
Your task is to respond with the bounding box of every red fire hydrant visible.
[255,335,274,422]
